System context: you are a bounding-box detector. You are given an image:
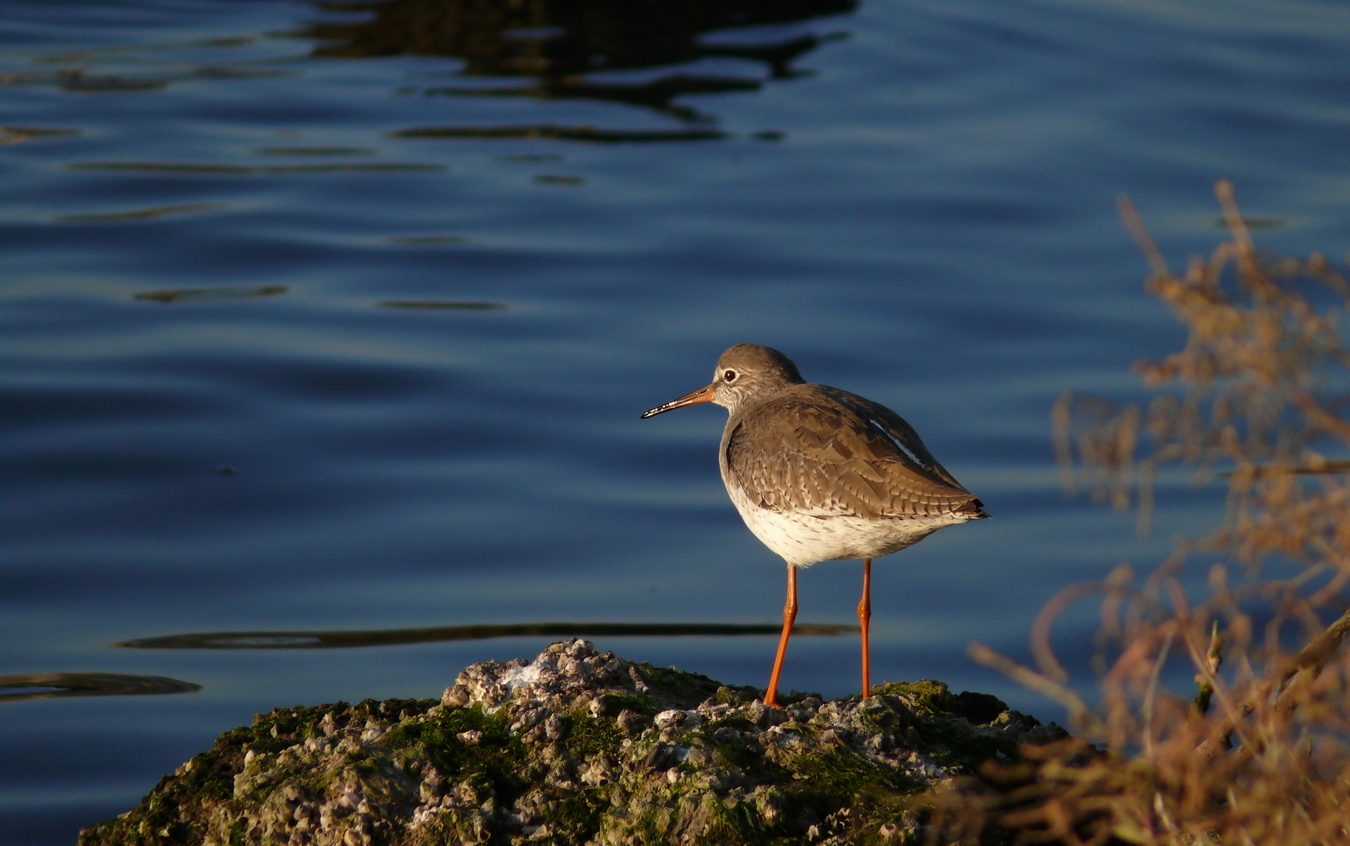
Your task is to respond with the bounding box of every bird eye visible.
[723,369,738,383]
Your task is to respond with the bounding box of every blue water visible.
[3,0,1349,841]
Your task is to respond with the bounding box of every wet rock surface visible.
[79,640,1063,845]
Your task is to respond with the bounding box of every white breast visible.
[725,481,970,568]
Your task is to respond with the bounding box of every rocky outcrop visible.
[79,640,1062,845]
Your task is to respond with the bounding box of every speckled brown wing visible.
[722,384,985,520]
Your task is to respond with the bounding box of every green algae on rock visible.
[78,640,1063,846]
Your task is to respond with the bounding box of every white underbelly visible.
[728,485,969,567]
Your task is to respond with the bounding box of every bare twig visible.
[938,184,1350,845]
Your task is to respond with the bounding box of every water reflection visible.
[385,235,475,245]
[377,300,506,310]
[390,124,728,142]
[413,73,763,121]
[255,147,378,156]
[533,173,584,185]
[1212,217,1287,230]
[133,285,289,304]
[0,66,292,93]
[0,673,200,703]
[57,203,226,223]
[69,162,442,175]
[308,0,855,121]
[0,126,79,144]
[116,622,855,650]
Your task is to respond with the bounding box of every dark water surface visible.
[3,0,1350,840]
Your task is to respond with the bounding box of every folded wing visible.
[724,385,985,521]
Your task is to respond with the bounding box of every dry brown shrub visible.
[928,181,1350,846]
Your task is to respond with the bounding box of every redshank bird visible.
[641,343,987,707]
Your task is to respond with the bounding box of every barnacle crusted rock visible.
[79,639,1062,845]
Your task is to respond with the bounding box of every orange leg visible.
[858,558,872,698]
[764,564,798,708]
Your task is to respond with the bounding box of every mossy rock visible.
[80,640,1063,846]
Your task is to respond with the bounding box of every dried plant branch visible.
[968,641,1094,730]
[928,183,1350,846]
[1191,621,1223,716]
[1118,194,1170,280]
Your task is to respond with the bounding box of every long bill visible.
[640,383,716,418]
